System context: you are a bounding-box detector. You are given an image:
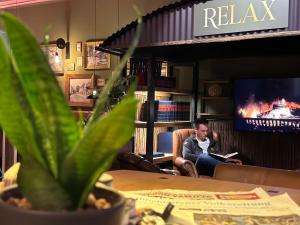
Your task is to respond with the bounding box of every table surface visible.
[108,170,300,206]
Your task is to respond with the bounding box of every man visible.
[182,118,223,176]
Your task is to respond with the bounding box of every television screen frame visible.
[233,77,300,134]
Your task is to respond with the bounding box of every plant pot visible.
[0,186,126,225]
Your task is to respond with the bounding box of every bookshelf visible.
[131,60,198,162]
[135,120,191,128]
[136,86,192,96]
[134,89,193,156]
[199,80,233,120]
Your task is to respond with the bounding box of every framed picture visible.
[85,40,110,70]
[161,62,168,77]
[76,42,82,52]
[97,78,106,87]
[41,44,64,74]
[65,74,95,107]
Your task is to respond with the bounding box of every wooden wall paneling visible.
[209,121,300,170]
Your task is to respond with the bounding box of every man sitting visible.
[182,118,223,176]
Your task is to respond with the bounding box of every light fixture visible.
[87,89,100,99]
[56,38,70,59]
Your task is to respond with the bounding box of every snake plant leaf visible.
[87,5,142,126]
[1,13,80,177]
[0,37,45,168]
[18,156,72,210]
[61,93,137,207]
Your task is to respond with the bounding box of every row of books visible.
[140,100,190,121]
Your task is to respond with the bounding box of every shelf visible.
[135,121,191,128]
[136,86,192,96]
[198,113,232,119]
[202,80,230,84]
[199,96,231,100]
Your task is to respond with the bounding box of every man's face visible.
[196,124,208,141]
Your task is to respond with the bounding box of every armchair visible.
[172,129,241,178]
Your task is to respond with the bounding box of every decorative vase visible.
[0,186,126,225]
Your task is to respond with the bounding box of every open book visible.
[209,152,238,160]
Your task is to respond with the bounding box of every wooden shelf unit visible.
[199,96,231,100]
[199,80,233,120]
[135,120,191,128]
[136,86,192,96]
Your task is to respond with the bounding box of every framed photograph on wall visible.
[96,78,106,87]
[161,62,168,77]
[84,40,110,70]
[65,74,95,107]
[41,44,64,74]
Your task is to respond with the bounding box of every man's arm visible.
[182,139,198,163]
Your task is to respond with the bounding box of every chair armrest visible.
[225,158,242,165]
[160,169,181,176]
[174,157,198,178]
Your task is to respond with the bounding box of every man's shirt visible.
[182,133,220,163]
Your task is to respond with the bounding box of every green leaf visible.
[1,13,80,177]
[0,36,45,168]
[86,5,143,126]
[61,95,137,207]
[18,156,72,210]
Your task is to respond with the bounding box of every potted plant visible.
[0,8,142,225]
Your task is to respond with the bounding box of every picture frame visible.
[76,42,82,52]
[84,40,110,70]
[161,63,168,77]
[65,74,95,107]
[41,43,64,74]
[96,78,106,87]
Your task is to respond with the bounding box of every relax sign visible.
[194,0,289,36]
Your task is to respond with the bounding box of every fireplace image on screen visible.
[234,78,300,133]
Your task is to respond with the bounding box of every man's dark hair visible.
[193,118,208,129]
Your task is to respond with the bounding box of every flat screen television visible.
[234,78,300,133]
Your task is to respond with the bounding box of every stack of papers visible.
[122,188,300,225]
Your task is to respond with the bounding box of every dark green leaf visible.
[62,95,137,207]
[86,6,143,126]
[1,13,80,177]
[0,36,45,168]
[18,156,72,210]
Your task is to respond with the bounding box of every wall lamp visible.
[56,38,70,59]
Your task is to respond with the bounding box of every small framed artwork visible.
[97,78,106,87]
[65,74,95,107]
[67,62,75,71]
[76,42,82,52]
[161,62,168,77]
[41,44,64,74]
[84,40,110,70]
[77,56,83,67]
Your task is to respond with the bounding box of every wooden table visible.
[108,170,300,206]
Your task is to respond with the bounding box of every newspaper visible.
[122,189,300,225]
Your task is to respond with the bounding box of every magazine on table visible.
[209,152,238,160]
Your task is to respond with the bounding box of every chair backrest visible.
[214,163,300,189]
[157,132,173,153]
[172,129,195,161]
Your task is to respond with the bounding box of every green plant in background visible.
[0,8,142,211]
[107,74,135,111]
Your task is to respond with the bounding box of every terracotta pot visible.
[0,186,126,225]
